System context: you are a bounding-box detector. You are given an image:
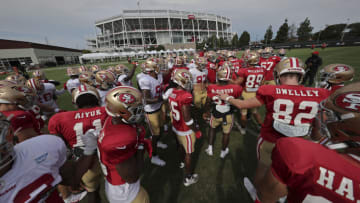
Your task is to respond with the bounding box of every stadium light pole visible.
[340,18,350,42]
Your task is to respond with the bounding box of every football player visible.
[115,63,137,87]
[138,60,167,166]
[95,70,116,106]
[98,86,151,203]
[64,67,81,94]
[0,112,98,202]
[169,69,201,186]
[205,65,243,158]
[219,57,330,196]
[90,65,101,74]
[233,51,265,133]
[277,48,286,59]
[189,57,208,109]
[259,47,281,85]
[206,52,218,84]
[32,69,62,86]
[48,84,105,202]
[257,82,360,203]
[317,64,355,94]
[78,65,88,73]
[79,71,96,87]
[5,73,26,85]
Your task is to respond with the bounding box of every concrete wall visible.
[0,48,38,63]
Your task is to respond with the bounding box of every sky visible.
[0,0,359,49]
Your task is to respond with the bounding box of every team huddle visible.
[0,47,359,203]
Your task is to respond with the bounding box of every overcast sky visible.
[1,0,359,49]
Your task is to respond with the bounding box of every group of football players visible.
[0,46,358,203]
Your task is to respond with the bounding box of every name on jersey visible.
[211,88,234,94]
[275,88,319,97]
[247,69,264,73]
[74,109,102,120]
[316,166,360,202]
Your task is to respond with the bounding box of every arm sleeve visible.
[255,85,267,104]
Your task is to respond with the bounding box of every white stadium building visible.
[88,9,233,52]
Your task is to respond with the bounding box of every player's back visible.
[207,84,242,115]
[257,84,330,142]
[0,135,67,202]
[238,66,265,92]
[189,68,207,84]
[273,137,360,203]
[48,106,106,148]
[168,89,193,134]
[260,56,281,81]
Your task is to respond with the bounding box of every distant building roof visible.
[0,39,82,53]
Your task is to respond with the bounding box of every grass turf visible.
[5,46,360,203]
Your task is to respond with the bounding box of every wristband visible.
[185,119,194,126]
[225,96,234,102]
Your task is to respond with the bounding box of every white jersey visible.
[117,75,132,87]
[38,82,58,109]
[136,73,146,82]
[65,78,80,94]
[138,74,163,112]
[189,68,208,84]
[0,135,67,202]
[187,63,196,70]
[98,88,110,106]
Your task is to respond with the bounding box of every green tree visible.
[288,23,297,41]
[263,25,273,45]
[274,19,289,43]
[297,17,313,41]
[319,24,346,40]
[219,37,225,48]
[231,33,239,48]
[239,31,250,47]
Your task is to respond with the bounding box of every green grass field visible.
[9,47,360,202]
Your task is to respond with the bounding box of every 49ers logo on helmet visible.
[118,93,136,104]
[334,66,350,72]
[181,72,190,79]
[335,92,360,112]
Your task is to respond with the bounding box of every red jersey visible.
[256,85,330,143]
[259,56,281,81]
[328,84,344,94]
[237,66,265,92]
[48,106,107,148]
[207,84,242,116]
[272,137,360,203]
[1,110,40,136]
[230,59,243,74]
[168,89,193,135]
[206,62,217,84]
[97,117,145,185]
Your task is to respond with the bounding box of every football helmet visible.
[67,67,79,77]
[245,51,260,66]
[256,49,263,55]
[144,60,160,73]
[0,83,34,110]
[95,70,115,90]
[26,78,44,93]
[174,57,184,66]
[195,57,207,70]
[5,74,26,85]
[72,84,100,105]
[78,66,88,73]
[32,70,46,80]
[90,65,100,73]
[317,82,360,144]
[114,65,129,76]
[226,51,236,59]
[105,86,144,124]
[261,47,273,58]
[206,51,216,63]
[107,66,116,74]
[217,65,232,81]
[79,71,95,86]
[0,112,15,171]
[171,69,192,91]
[278,48,286,57]
[242,49,251,59]
[274,57,305,84]
[183,55,189,64]
[318,64,354,88]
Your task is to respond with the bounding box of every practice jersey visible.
[37,82,58,109]
[0,135,67,202]
[97,117,145,185]
[48,106,107,148]
[256,85,330,143]
[64,78,80,94]
[259,56,281,81]
[187,62,197,69]
[272,137,360,203]
[138,74,163,112]
[168,89,193,135]
[230,59,242,74]
[189,68,208,84]
[117,75,133,87]
[237,66,265,92]
[207,84,242,116]
[206,62,217,84]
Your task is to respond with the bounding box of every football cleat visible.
[151,155,166,167]
[220,148,229,159]
[157,141,168,149]
[184,174,199,187]
[205,146,213,156]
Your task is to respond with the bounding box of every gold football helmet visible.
[217,65,232,81]
[245,51,260,66]
[32,70,46,80]
[195,57,207,70]
[171,69,192,91]
[72,84,100,105]
[144,60,160,73]
[318,82,360,143]
[0,83,34,110]
[274,57,305,84]
[261,47,273,58]
[5,74,26,85]
[114,65,129,76]
[90,65,100,73]
[174,57,184,66]
[318,64,354,88]
[78,66,88,73]
[105,86,144,124]
[67,67,79,77]
[95,70,115,90]
[278,48,286,57]
[26,78,44,93]
[206,51,216,63]
[256,49,263,55]
[79,71,95,86]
